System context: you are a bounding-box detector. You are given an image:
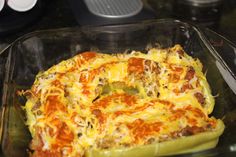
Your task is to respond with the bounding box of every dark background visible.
[0,0,236,50]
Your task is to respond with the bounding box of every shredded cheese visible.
[25,45,221,157]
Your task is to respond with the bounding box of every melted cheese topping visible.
[25,45,219,157]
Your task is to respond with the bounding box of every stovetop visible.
[0,0,236,50]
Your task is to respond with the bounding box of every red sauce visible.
[128,57,145,74]
[127,119,163,142]
[173,83,193,94]
[180,126,205,136]
[173,88,179,94]
[32,119,74,157]
[187,117,198,126]
[169,64,184,73]
[157,100,175,110]
[169,73,180,83]
[80,51,97,61]
[185,105,206,119]
[67,66,77,73]
[91,109,105,124]
[98,114,106,124]
[82,85,90,95]
[51,80,64,89]
[48,118,74,148]
[207,119,217,128]
[32,150,61,157]
[79,72,87,83]
[45,125,54,137]
[181,83,193,92]
[45,96,66,115]
[169,109,186,121]
[194,92,205,105]
[185,66,195,81]
[76,51,97,67]
[55,122,74,146]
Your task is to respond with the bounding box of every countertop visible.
[0,0,236,50]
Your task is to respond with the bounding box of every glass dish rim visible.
[1,18,235,78]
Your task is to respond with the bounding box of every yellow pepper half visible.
[86,120,224,157]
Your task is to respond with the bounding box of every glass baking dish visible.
[0,19,236,157]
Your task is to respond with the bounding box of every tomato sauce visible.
[45,96,66,115]
[80,51,97,60]
[169,73,180,83]
[127,119,163,142]
[185,66,195,81]
[128,57,145,74]
[169,64,184,73]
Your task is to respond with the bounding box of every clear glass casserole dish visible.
[0,19,236,157]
